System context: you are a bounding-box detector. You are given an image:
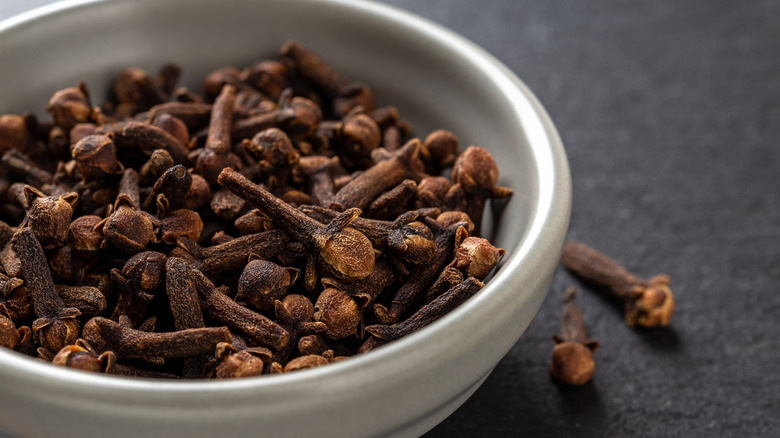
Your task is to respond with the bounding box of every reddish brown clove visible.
[52,339,116,374]
[300,206,435,270]
[177,229,287,277]
[95,121,190,166]
[194,84,241,185]
[449,146,512,236]
[14,228,81,353]
[22,186,79,249]
[332,138,425,211]
[283,354,329,373]
[550,287,599,385]
[375,218,467,324]
[218,168,375,287]
[0,114,32,153]
[166,257,208,378]
[214,342,270,379]
[70,134,122,182]
[87,316,231,360]
[366,277,483,341]
[236,258,299,311]
[454,236,505,280]
[561,240,675,328]
[46,83,96,131]
[99,169,161,254]
[0,306,22,349]
[189,266,290,350]
[313,288,361,340]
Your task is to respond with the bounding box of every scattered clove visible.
[561,240,675,328]
[549,287,599,385]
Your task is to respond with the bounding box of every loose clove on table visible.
[0,41,512,379]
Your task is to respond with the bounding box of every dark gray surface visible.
[368,1,779,437]
[1,1,778,437]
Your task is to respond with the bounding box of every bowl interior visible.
[0,1,570,437]
[0,0,537,244]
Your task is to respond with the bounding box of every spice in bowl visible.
[0,41,512,379]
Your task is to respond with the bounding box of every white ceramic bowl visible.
[0,1,570,437]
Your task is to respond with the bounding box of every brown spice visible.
[366,277,483,341]
[14,227,81,353]
[218,168,375,287]
[561,240,675,328]
[87,316,231,360]
[549,287,599,385]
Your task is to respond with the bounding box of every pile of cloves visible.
[0,41,512,379]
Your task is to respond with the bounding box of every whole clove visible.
[561,240,675,328]
[14,227,81,353]
[549,287,599,385]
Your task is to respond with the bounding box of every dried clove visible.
[213,342,270,379]
[218,168,375,287]
[142,164,192,213]
[549,287,599,385]
[70,134,121,182]
[236,258,299,311]
[332,139,425,211]
[366,277,483,341]
[374,218,467,324]
[178,229,287,277]
[98,168,160,254]
[87,316,231,360]
[189,266,290,350]
[52,339,116,374]
[300,205,435,270]
[449,146,513,235]
[55,285,107,316]
[14,227,81,353]
[454,237,506,280]
[0,306,22,349]
[313,288,361,340]
[166,257,208,378]
[561,240,675,328]
[22,186,79,249]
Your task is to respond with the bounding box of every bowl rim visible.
[0,0,570,394]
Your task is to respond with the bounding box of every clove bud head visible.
[52,343,115,374]
[550,341,598,386]
[626,275,675,328]
[25,187,79,248]
[0,313,21,349]
[454,236,506,280]
[283,354,329,373]
[388,221,436,267]
[236,259,298,311]
[34,317,80,353]
[67,215,104,258]
[318,227,375,281]
[46,83,94,131]
[101,202,160,254]
[313,288,360,340]
[0,114,31,153]
[214,343,268,379]
[70,134,120,181]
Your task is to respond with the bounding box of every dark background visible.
[368,1,779,437]
[1,1,778,437]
